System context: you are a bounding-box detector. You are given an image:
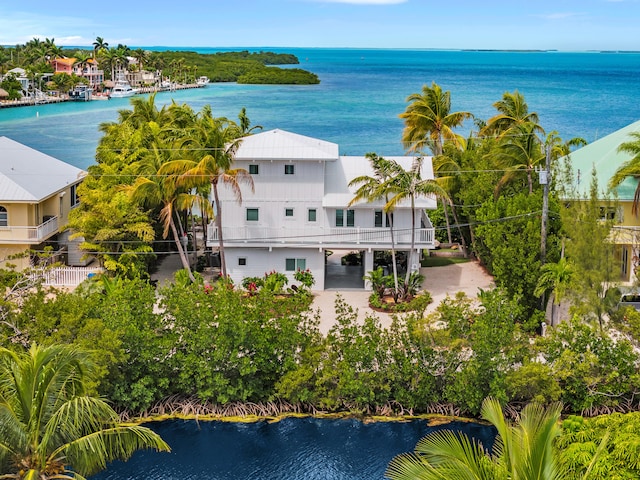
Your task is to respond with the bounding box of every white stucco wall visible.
[225,247,326,290]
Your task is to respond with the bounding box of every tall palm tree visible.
[481,90,544,140]
[386,397,563,480]
[534,257,575,327]
[349,153,400,296]
[382,156,449,286]
[131,48,148,73]
[493,121,546,196]
[73,51,93,75]
[0,344,169,479]
[128,125,199,282]
[161,105,253,277]
[399,82,472,244]
[93,36,109,59]
[609,131,640,215]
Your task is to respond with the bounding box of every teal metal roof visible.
[563,119,640,200]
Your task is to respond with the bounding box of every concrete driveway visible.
[311,260,495,334]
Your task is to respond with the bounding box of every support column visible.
[363,250,374,290]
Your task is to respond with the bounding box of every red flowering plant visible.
[293,268,315,290]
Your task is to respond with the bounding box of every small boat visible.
[110,74,138,98]
[68,85,92,101]
[196,76,210,86]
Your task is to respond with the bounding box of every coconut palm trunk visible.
[169,215,195,282]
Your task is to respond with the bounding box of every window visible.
[249,164,259,175]
[284,164,295,175]
[70,184,80,207]
[246,208,259,221]
[286,258,306,271]
[285,208,294,217]
[308,209,317,222]
[374,210,383,228]
[238,257,247,266]
[0,206,6,227]
[599,206,616,221]
[335,209,355,227]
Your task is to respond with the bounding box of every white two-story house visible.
[207,129,437,290]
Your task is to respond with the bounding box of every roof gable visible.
[565,120,640,200]
[0,137,86,202]
[235,129,339,161]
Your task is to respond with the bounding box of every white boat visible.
[110,75,138,98]
[197,76,210,86]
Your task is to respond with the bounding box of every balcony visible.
[206,225,435,249]
[0,216,59,243]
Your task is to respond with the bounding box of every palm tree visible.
[609,131,640,215]
[534,257,575,327]
[128,129,199,283]
[73,51,93,75]
[349,153,401,297]
[381,156,449,288]
[493,121,546,196]
[93,36,109,59]
[399,82,472,244]
[481,90,544,140]
[161,105,253,277]
[386,397,563,480]
[0,344,169,479]
[131,48,148,73]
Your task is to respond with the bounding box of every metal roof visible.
[235,129,339,161]
[563,119,640,200]
[323,155,437,209]
[0,137,86,202]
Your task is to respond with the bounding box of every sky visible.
[1,0,639,51]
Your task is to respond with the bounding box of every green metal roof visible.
[563,119,640,200]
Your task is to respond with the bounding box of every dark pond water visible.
[91,417,495,480]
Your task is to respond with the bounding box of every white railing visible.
[31,266,103,287]
[0,216,59,242]
[207,225,434,247]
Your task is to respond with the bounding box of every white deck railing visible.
[0,216,59,243]
[30,266,103,287]
[207,225,434,247]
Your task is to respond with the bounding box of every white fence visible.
[31,266,103,287]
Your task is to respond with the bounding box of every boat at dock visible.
[109,74,138,98]
[196,76,210,86]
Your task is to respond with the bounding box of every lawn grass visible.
[421,256,471,267]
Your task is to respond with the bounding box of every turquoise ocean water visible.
[1,48,639,170]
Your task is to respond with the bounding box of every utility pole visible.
[540,143,551,265]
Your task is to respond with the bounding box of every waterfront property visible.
[563,119,640,282]
[207,129,437,290]
[0,137,88,269]
[51,57,105,88]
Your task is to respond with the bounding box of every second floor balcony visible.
[0,216,59,243]
[206,224,435,249]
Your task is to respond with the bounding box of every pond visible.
[91,417,496,480]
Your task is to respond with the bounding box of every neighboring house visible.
[51,57,104,87]
[207,129,437,290]
[3,68,30,93]
[563,119,640,282]
[0,137,87,270]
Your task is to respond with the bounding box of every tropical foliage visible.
[0,344,169,479]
